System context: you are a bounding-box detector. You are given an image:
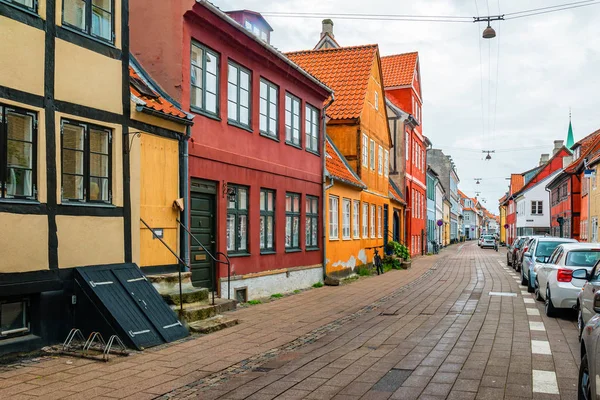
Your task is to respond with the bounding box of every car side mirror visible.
[594,292,600,314]
[572,268,590,281]
[524,252,532,258]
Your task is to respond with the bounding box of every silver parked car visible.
[578,291,600,399]
[536,243,600,317]
[574,263,600,339]
[480,235,496,249]
[521,237,577,293]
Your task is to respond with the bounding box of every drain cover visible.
[488,292,517,297]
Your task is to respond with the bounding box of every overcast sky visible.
[220,0,600,212]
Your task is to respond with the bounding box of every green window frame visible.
[260,188,275,252]
[61,120,112,204]
[306,196,319,248]
[227,61,251,128]
[191,42,220,117]
[0,105,37,201]
[286,192,300,250]
[226,185,248,254]
[285,93,301,146]
[305,104,319,153]
[259,79,278,139]
[62,0,114,43]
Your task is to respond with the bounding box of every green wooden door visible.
[190,192,216,289]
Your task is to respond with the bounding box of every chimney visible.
[321,19,334,39]
[563,155,573,169]
[553,140,564,155]
[539,153,550,166]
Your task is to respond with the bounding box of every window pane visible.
[240,71,249,90]
[63,175,84,200]
[206,52,217,74]
[228,82,238,104]
[64,0,86,30]
[240,88,249,108]
[7,112,33,142]
[260,216,265,249]
[0,302,26,332]
[191,86,202,109]
[92,4,112,41]
[6,168,33,197]
[269,118,277,135]
[7,141,32,169]
[238,215,247,250]
[260,190,266,211]
[62,149,84,175]
[226,214,235,251]
[90,177,109,201]
[238,189,247,210]
[228,100,238,120]
[268,192,274,211]
[286,216,291,247]
[259,114,267,132]
[239,106,249,125]
[269,86,277,101]
[89,129,108,154]
[286,195,292,211]
[13,0,34,8]
[90,153,109,177]
[292,216,299,247]
[312,218,318,246]
[260,81,267,98]
[63,124,85,150]
[206,72,217,93]
[267,216,273,248]
[205,92,217,113]
[293,195,299,211]
[228,65,238,84]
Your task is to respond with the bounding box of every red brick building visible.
[130,1,332,299]
[381,52,428,256]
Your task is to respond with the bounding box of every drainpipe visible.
[181,125,191,271]
[321,94,335,281]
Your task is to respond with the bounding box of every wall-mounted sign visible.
[152,228,164,239]
[584,169,596,178]
[437,219,443,227]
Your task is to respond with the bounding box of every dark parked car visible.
[507,237,527,269]
[578,291,600,399]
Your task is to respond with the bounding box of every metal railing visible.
[177,219,231,304]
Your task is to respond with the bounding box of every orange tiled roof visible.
[129,66,189,121]
[286,45,378,120]
[381,52,418,88]
[389,181,406,205]
[510,174,524,194]
[326,137,366,189]
[457,189,469,199]
[565,129,600,173]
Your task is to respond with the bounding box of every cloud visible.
[219,0,600,204]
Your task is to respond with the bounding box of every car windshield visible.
[565,250,600,267]
[535,241,571,258]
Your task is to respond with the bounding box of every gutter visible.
[321,94,335,282]
[181,126,192,270]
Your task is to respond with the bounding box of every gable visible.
[412,59,422,100]
[360,53,392,148]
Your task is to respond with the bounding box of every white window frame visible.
[342,198,351,239]
[531,200,543,215]
[378,145,383,175]
[384,149,389,177]
[353,200,360,239]
[362,202,369,238]
[374,92,379,110]
[377,206,382,238]
[405,133,410,161]
[329,196,339,239]
[370,139,375,170]
[370,204,376,238]
[362,133,368,167]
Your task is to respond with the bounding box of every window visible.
[370,139,375,170]
[531,201,543,215]
[244,20,268,43]
[6,0,35,11]
[378,145,383,175]
[374,92,379,110]
[384,150,389,177]
[405,133,410,161]
[305,105,319,153]
[377,206,382,238]
[353,200,360,238]
[0,106,37,200]
[286,193,300,249]
[342,199,351,239]
[0,300,29,337]
[227,62,251,128]
[63,0,114,42]
[306,196,319,248]
[329,196,339,239]
[191,43,219,116]
[283,93,301,146]
[362,134,368,167]
[226,186,248,254]
[362,202,368,238]
[592,217,599,243]
[61,120,111,203]
[259,79,278,138]
[260,189,275,252]
[370,204,375,238]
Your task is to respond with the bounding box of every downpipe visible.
[321,94,335,282]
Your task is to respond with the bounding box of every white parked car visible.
[536,243,600,317]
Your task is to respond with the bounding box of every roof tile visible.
[129,66,188,120]
[381,52,418,88]
[286,45,378,120]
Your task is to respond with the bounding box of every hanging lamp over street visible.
[482,21,496,39]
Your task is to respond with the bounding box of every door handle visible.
[211,241,215,244]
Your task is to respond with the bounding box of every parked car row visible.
[507,237,600,399]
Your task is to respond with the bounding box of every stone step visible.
[173,298,237,323]
[188,315,239,334]
[161,287,209,305]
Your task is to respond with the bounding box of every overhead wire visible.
[505,1,600,19]
[492,0,501,139]
[504,0,596,16]
[474,0,486,142]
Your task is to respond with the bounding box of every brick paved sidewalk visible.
[0,245,454,400]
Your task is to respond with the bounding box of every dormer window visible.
[574,147,581,160]
[244,20,268,43]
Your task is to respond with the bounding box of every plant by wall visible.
[385,241,411,261]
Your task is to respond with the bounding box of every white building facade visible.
[515,170,560,236]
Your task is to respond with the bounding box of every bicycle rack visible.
[60,329,129,362]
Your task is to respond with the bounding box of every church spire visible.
[566,109,575,149]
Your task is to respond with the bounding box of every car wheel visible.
[545,287,558,317]
[578,353,592,400]
[527,272,535,293]
[578,306,585,342]
[507,255,512,266]
[521,268,527,286]
[535,279,543,301]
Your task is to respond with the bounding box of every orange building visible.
[287,43,398,277]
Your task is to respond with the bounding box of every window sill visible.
[190,106,221,121]
[305,247,320,252]
[285,141,302,150]
[61,201,116,208]
[285,248,302,253]
[260,250,276,255]
[227,252,250,258]
[342,237,352,241]
[60,24,116,48]
[329,237,340,241]
[306,149,320,157]
[259,131,279,142]
[228,120,253,133]
[0,198,39,205]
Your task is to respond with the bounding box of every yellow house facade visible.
[443,198,451,246]
[287,44,395,277]
[499,196,507,244]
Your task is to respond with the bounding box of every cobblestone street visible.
[0,242,581,399]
